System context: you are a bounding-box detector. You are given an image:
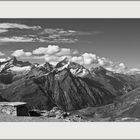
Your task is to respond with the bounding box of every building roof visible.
[0,102,26,107]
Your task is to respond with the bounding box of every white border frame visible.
[0,1,140,18]
[0,1,140,139]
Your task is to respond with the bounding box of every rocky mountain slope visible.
[0,57,139,112]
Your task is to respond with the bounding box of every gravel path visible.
[0,113,66,122]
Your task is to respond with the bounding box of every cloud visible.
[0,23,42,42]
[0,36,78,43]
[70,56,83,65]
[24,45,76,65]
[56,48,71,56]
[72,50,79,55]
[0,36,35,42]
[33,45,59,55]
[40,28,92,37]
[50,38,78,43]
[11,45,76,65]
[126,68,140,74]
[11,49,32,57]
[0,51,5,56]
[40,28,61,35]
[70,52,128,73]
[0,29,8,33]
[82,53,97,65]
[10,44,129,73]
[40,28,91,43]
[44,55,67,65]
[0,23,41,30]
[33,47,98,66]
[32,45,74,57]
[40,28,76,36]
[96,58,127,73]
[37,28,93,43]
[28,45,128,73]
[7,44,137,74]
[0,23,93,43]
[0,58,7,62]
[105,63,127,73]
[70,53,97,65]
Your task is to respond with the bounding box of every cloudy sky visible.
[0,19,140,72]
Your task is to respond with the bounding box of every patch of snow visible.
[0,63,7,72]
[57,61,70,71]
[9,66,31,72]
[70,68,89,77]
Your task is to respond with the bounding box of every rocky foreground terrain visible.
[1,57,140,121]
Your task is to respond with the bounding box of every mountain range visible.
[0,56,140,119]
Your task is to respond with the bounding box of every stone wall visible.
[0,105,17,116]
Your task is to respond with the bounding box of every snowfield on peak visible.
[9,66,31,72]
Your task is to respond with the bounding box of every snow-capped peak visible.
[55,58,90,77]
[0,57,32,73]
[55,57,69,69]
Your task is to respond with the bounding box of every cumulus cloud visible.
[97,57,112,66]
[105,62,127,73]
[129,68,140,72]
[70,56,83,65]
[56,48,71,56]
[32,47,48,55]
[11,45,76,64]
[33,45,59,55]
[82,53,97,65]
[32,45,129,73]
[72,50,79,55]
[31,45,77,65]
[9,44,132,74]
[11,49,32,57]
[70,52,128,73]
[126,68,140,74]
[70,53,97,65]
[33,45,76,57]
